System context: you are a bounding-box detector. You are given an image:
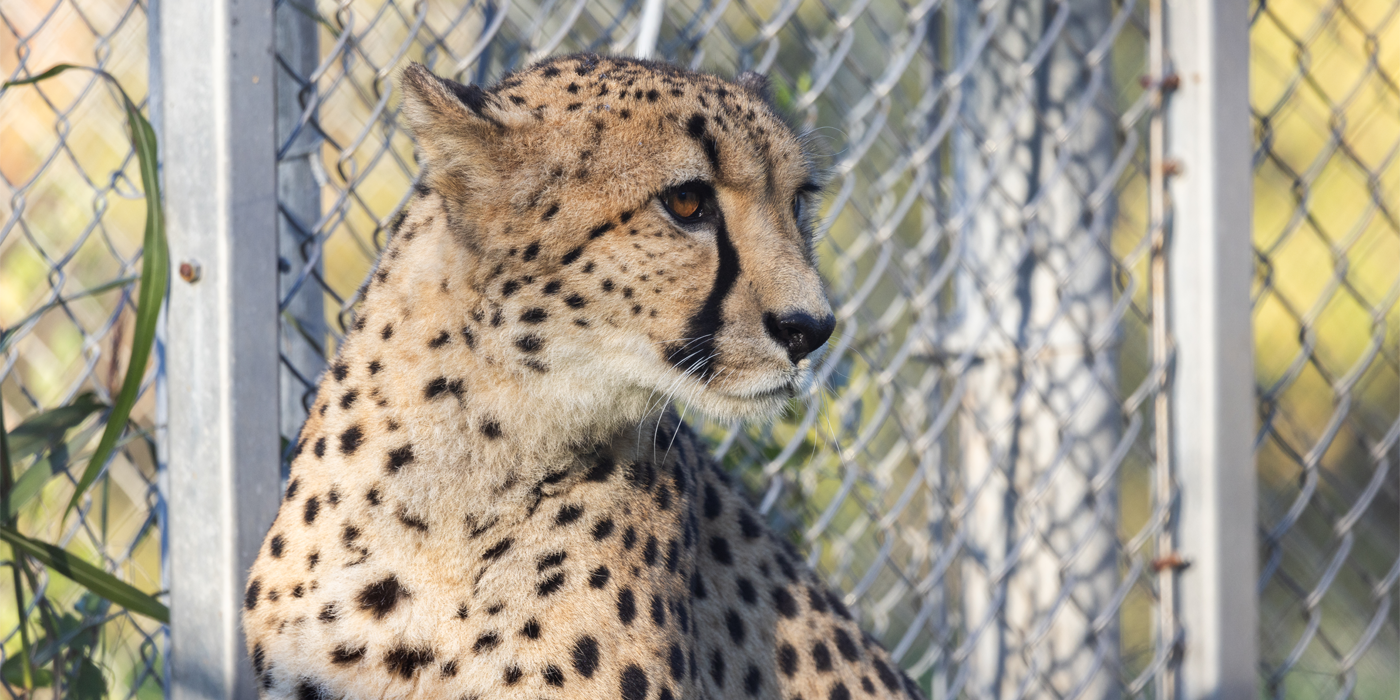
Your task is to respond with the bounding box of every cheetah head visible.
[399,55,832,423]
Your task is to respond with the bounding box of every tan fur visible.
[243,54,921,700]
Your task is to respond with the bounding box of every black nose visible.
[763,311,836,363]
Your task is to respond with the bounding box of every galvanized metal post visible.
[953,0,1121,696]
[161,0,281,697]
[1165,0,1257,697]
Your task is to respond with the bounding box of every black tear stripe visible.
[668,216,740,378]
[686,113,722,175]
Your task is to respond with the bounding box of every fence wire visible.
[0,0,166,698]
[1250,0,1400,698]
[274,0,1175,697]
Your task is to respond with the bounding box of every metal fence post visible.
[161,0,282,697]
[1165,0,1257,697]
[953,1,1121,696]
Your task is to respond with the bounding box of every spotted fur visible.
[244,54,921,700]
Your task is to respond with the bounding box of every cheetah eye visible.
[661,182,713,224]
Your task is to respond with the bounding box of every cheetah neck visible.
[320,194,669,514]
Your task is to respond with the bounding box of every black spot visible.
[312,437,326,458]
[455,603,470,619]
[537,572,566,596]
[486,602,503,615]
[295,681,330,700]
[829,682,852,700]
[522,618,541,638]
[481,420,503,439]
[473,632,501,653]
[651,594,667,627]
[643,535,659,566]
[292,584,305,598]
[515,335,543,353]
[555,503,584,526]
[491,309,503,326]
[537,551,567,571]
[589,222,614,239]
[332,362,348,381]
[703,484,722,518]
[428,330,450,348]
[646,89,660,102]
[460,326,476,349]
[565,293,587,308]
[380,323,393,340]
[384,646,434,679]
[542,203,560,221]
[710,536,733,565]
[523,242,541,261]
[778,643,798,676]
[342,524,361,545]
[828,590,853,619]
[807,585,829,613]
[724,609,745,647]
[269,534,285,558]
[834,628,862,662]
[744,666,762,695]
[339,390,358,409]
[304,496,320,524]
[665,538,679,572]
[572,636,600,678]
[602,279,614,292]
[655,485,672,511]
[308,552,320,570]
[862,677,877,694]
[592,518,615,539]
[357,575,406,619]
[690,571,707,599]
[873,657,901,691]
[590,565,611,588]
[318,602,337,622]
[521,308,548,324]
[368,360,382,375]
[331,645,366,664]
[483,539,512,559]
[620,108,632,119]
[561,246,585,265]
[667,643,685,680]
[502,279,521,297]
[543,664,565,687]
[397,508,428,532]
[387,445,414,472]
[812,642,833,671]
[441,660,460,677]
[285,478,300,500]
[617,587,636,624]
[738,510,762,538]
[773,587,799,618]
[710,651,726,687]
[620,665,649,700]
[339,426,363,455]
[366,488,381,506]
[622,526,637,549]
[244,579,261,610]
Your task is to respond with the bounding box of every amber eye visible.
[661,182,712,223]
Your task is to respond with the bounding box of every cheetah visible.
[244,54,923,700]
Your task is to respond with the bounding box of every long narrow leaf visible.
[53,73,168,522]
[8,424,106,519]
[0,527,168,623]
[6,394,105,463]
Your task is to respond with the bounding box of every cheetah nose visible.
[763,311,836,363]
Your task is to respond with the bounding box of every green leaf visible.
[8,423,105,519]
[1,63,85,89]
[0,278,136,355]
[0,526,169,623]
[61,75,168,523]
[70,657,107,700]
[1,654,53,689]
[5,394,105,463]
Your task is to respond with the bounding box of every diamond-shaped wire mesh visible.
[274,1,1175,697]
[1251,0,1400,697]
[0,0,165,698]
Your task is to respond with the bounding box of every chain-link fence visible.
[2,0,1396,698]
[1251,1,1400,698]
[0,0,166,697]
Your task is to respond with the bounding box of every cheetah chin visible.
[243,54,923,700]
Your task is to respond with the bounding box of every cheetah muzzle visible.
[244,54,922,700]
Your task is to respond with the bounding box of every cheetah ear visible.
[399,63,523,167]
[735,71,772,103]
